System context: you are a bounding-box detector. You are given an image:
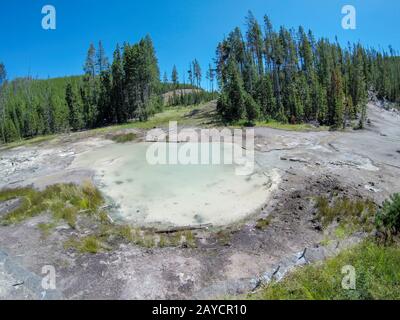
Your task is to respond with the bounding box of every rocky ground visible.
[0,103,399,300]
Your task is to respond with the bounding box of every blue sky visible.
[1,0,399,87]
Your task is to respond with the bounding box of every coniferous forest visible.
[0,36,213,143]
[216,12,400,127]
[1,12,400,144]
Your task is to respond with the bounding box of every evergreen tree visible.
[188,63,194,86]
[96,41,109,75]
[206,63,215,92]
[214,13,399,128]
[84,43,96,77]
[193,59,202,88]
[244,92,260,124]
[98,68,112,125]
[216,59,246,122]
[0,62,6,86]
[255,75,275,119]
[171,65,178,87]
[111,44,126,123]
[65,83,83,131]
[246,11,264,77]
[328,67,345,128]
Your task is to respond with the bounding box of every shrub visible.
[375,193,400,238]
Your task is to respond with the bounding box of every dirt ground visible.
[0,103,399,299]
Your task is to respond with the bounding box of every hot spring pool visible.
[72,142,279,227]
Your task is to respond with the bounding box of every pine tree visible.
[0,62,6,86]
[111,44,126,123]
[206,64,215,92]
[188,63,194,86]
[246,11,264,77]
[171,65,178,87]
[193,59,202,88]
[84,43,96,77]
[98,68,112,125]
[255,75,275,119]
[328,67,345,128]
[216,59,246,122]
[96,41,109,75]
[245,92,260,124]
[65,83,83,131]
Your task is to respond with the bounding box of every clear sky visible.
[1,0,399,87]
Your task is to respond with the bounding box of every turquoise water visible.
[72,142,278,227]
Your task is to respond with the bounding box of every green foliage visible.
[0,35,162,144]
[216,60,247,123]
[375,193,400,238]
[0,181,104,227]
[0,182,202,253]
[315,196,376,230]
[244,92,260,124]
[0,62,6,86]
[110,132,137,143]
[166,90,217,107]
[80,236,101,253]
[64,236,102,254]
[216,12,400,128]
[0,76,80,143]
[37,222,56,238]
[249,241,400,300]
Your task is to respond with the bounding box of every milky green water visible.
[72,142,279,227]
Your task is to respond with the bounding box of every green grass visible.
[64,235,102,254]
[90,103,217,133]
[110,132,137,143]
[255,217,271,230]
[315,196,376,231]
[0,182,201,253]
[0,181,104,227]
[256,120,329,132]
[248,240,400,300]
[37,222,56,238]
[0,134,57,150]
[229,119,329,132]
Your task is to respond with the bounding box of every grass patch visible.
[230,119,329,132]
[80,236,102,253]
[64,235,102,254]
[38,222,56,238]
[256,217,271,230]
[315,196,376,231]
[248,240,400,300]
[0,134,57,150]
[91,103,217,133]
[110,132,137,143]
[0,182,199,253]
[0,181,104,227]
